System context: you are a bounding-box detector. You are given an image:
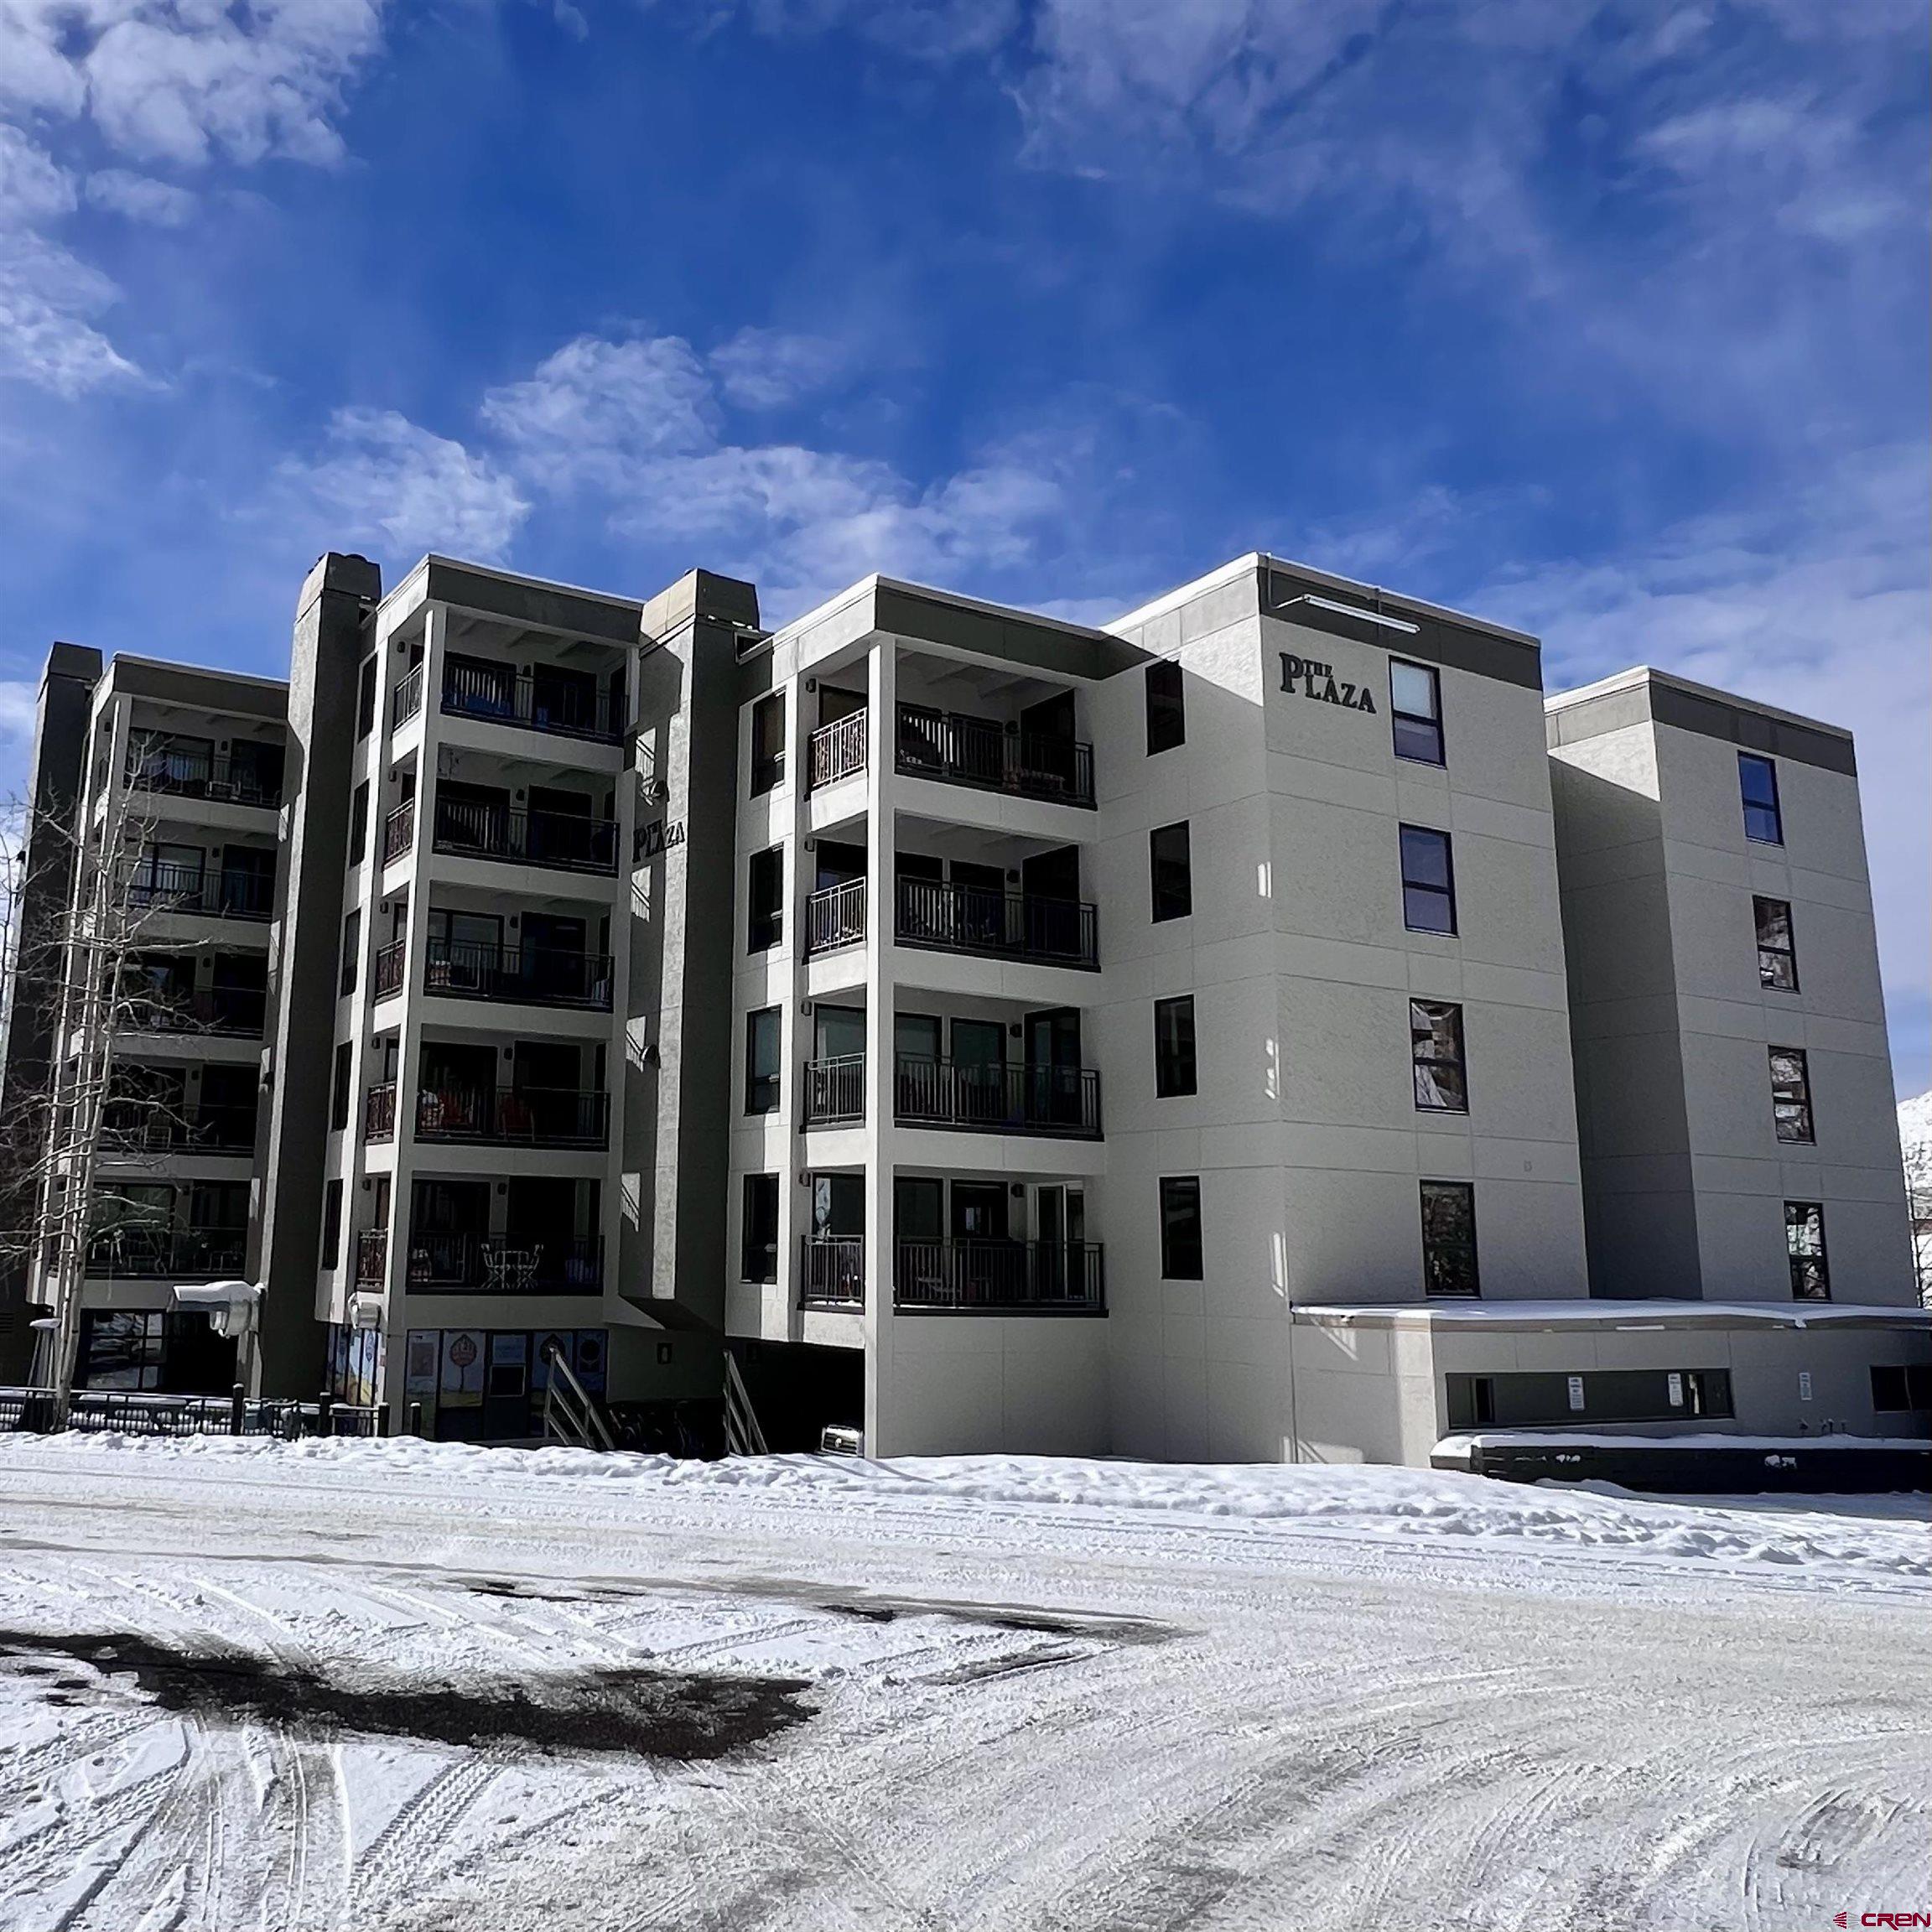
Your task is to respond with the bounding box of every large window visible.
[1400,825,1457,935]
[1410,1000,1467,1112]
[745,1007,781,1114]
[1785,1200,1829,1301]
[1739,752,1783,845]
[321,1181,343,1270]
[1158,1176,1203,1279]
[349,781,370,865]
[741,1175,779,1283]
[340,909,361,995]
[1389,660,1443,766]
[1150,821,1192,922]
[748,846,783,952]
[1153,995,1197,1098]
[330,1041,352,1132]
[356,656,377,740]
[1754,896,1799,991]
[1420,1180,1479,1296]
[750,692,786,796]
[1769,1046,1814,1143]
[1145,660,1185,755]
[1871,1364,1932,1412]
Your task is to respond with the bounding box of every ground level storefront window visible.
[77,1309,236,1393]
[403,1327,607,1441]
[325,1322,385,1407]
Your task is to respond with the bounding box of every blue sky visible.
[2,0,1926,1090]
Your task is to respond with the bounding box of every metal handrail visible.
[403,1232,605,1294]
[799,1235,865,1306]
[808,711,868,789]
[418,938,615,1010]
[126,750,283,809]
[129,864,275,921]
[541,1338,617,1451]
[83,1227,250,1280]
[356,1228,388,1284]
[363,1083,397,1141]
[413,1086,609,1147]
[442,665,621,744]
[432,797,620,875]
[895,1055,1101,1137]
[117,987,267,1036]
[383,802,415,862]
[895,704,1094,808]
[801,1056,865,1125]
[392,665,424,725]
[722,1350,769,1456]
[894,1239,1104,1311]
[805,879,867,954]
[894,877,1098,967]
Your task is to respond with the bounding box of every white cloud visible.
[0,229,145,397]
[85,169,198,226]
[0,126,77,227]
[709,327,852,410]
[278,407,530,561]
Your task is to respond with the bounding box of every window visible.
[1785,1200,1829,1301]
[1145,660,1185,755]
[330,1041,352,1132]
[1769,1046,1814,1143]
[1420,1180,1479,1296]
[1158,1176,1202,1279]
[356,657,377,740]
[1739,752,1783,844]
[741,1175,779,1283]
[748,845,783,952]
[745,1008,781,1114]
[1400,824,1457,935]
[340,909,361,995]
[750,692,786,795]
[349,782,370,865]
[1153,995,1197,1097]
[1871,1364,1932,1412]
[321,1181,343,1270]
[1150,821,1192,922]
[1410,1000,1467,1112]
[1754,896,1798,991]
[1447,1368,1732,1428]
[1389,660,1443,766]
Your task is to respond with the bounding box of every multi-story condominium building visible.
[18,653,288,1395]
[5,548,1924,1460]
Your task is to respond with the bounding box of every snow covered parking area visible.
[0,1437,1925,1932]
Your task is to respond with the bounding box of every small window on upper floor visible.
[340,909,361,996]
[745,1007,781,1114]
[1785,1200,1828,1301]
[330,1041,352,1132]
[1769,1046,1814,1143]
[1145,660,1185,755]
[1410,1000,1467,1112]
[748,846,783,953]
[321,1180,343,1271]
[349,782,370,866]
[1158,1176,1203,1280]
[1153,995,1197,1097]
[1400,824,1457,935]
[1739,752,1783,845]
[1150,822,1192,922]
[1754,896,1799,992]
[750,693,786,796]
[1389,660,1444,766]
[356,657,377,740]
[1420,1180,1480,1296]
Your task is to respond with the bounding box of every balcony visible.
[126,750,282,811]
[118,987,266,1038]
[894,1239,1104,1313]
[805,879,867,955]
[402,1231,604,1295]
[130,865,274,922]
[101,1102,258,1154]
[799,1235,865,1308]
[896,704,1094,809]
[802,1056,865,1126]
[392,665,424,727]
[896,878,1098,969]
[441,663,621,745]
[356,1228,388,1285]
[896,1057,1100,1138]
[84,1226,249,1280]
[413,1086,609,1148]
[808,712,868,789]
[378,937,614,1010]
[383,803,414,864]
[431,798,619,876]
[363,1083,398,1142]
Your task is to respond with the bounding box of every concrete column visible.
[861,641,897,1451]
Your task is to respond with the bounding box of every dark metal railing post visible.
[231,1383,245,1435]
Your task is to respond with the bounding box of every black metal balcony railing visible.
[356,1228,388,1284]
[101,1103,258,1154]
[806,879,867,954]
[373,940,406,998]
[404,1232,604,1295]
[896,704,1095,809]
[800,1235,865,1306]
[392,665,424,726]
[895,878,1098,969]
[363,1082,397,1142]
[442,666,621,744]
[414,938,615,1010]
[808,712,868,789]
[894,1239,1104,1313]
[84,1225,249,1280]
[433,799,619,875]
[383,803,414,864]
[896,1057,1102,1138]
[127,751,283,810]
[129,865,275,922]
[802,1056,865,1126]
[119,987,267,1037]
[413,1086,609,1148]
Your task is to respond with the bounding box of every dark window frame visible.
[1389,659,1444,766]
[747,845,784,953]
[1153,995,1197,1098]
[1158,1176,1203,1280]
[1410,999,1468,1113]
[1785,1199,1829,1301]
[740,1174,780,1284]
[1420,1179,1480,1296]
[1754,895,1799,992]
[750,692,786,797]
[1150,821,1193,923]
[340,908,361,996]
[321,1180,343,1270]
[1739,751,1784,845]
[1145,659,1186,756]
[1871,1364,1932,1412]
[356,657,378,740]
[330,1041,352,1133]
[1769,1046,1815,1144]
[349,781,370,866]
[745,1007,782,1114]
[1400,823,1457,936]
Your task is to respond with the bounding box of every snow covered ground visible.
[0,1437,1926,1932]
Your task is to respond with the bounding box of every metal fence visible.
[0,1386,393,1440]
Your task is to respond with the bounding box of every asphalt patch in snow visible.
[0,1627,813,1761]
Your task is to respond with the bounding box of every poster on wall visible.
[404,1330,439,1399]
[489,1332,529,1398]
[440,1329,486,1408]
[532,1331,570,1389]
